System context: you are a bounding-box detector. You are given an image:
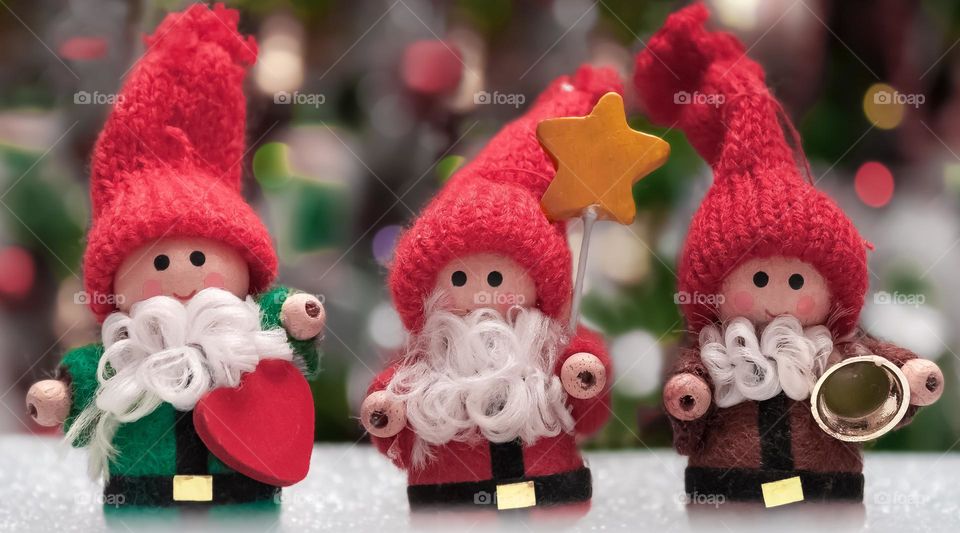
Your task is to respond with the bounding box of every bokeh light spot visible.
[610,330,663,396]
[372,225,402,265]
[253,142,293,189]
[59,36,108,60]
[368,302,405,349]
[863,83,905,129]
[855,161,894,208]
[436,155,465,184]
[944,163,960,195]
[712,0,760,31]
[0,247,35,300]
[402,40,463,96]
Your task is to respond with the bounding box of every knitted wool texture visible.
[634,3,868,337]
[83,4,277,321]
[388,66,623,331]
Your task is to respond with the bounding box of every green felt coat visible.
[60,286,321,480]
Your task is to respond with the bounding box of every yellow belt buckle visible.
[761,476,804,508]
[495,481,537,510]
[173,475,213,502]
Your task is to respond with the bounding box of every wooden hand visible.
[26,379,70,427]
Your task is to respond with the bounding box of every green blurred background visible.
[1,0,959,453]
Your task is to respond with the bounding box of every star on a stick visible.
[538,92,670,225]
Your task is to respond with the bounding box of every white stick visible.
[568,205,598,332]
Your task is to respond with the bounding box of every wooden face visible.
[434,253,537,316]
[718,256,832,326]
[112,236,250,312]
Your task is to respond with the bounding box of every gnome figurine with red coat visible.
[635,4,944,504]
[359,67,619,510]
[24,4,324,507]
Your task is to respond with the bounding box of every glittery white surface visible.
[0,435,957,532]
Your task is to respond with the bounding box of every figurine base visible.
[685,467,863,503]
[407,467,591,509]
[104,473,280,507]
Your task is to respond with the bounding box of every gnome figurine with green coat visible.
[24,4,324,507]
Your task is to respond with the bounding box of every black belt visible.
[407,467,592,508]
[758,393,794,471]
[490,439,525,479]
[175,409,208,474]
[104,473,279,507]
[409,438,591,509]
[685,467,864,503]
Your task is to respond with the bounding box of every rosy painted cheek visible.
[795,295,816,317]
[203,272,225,289]
[141,279,163,299]
[732,291,754,313]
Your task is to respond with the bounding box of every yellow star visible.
[538,92,670,225]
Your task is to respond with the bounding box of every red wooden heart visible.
[194,359,314,486]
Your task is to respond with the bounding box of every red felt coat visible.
[367,326,611,487]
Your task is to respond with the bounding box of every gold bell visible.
[810,355,911,442]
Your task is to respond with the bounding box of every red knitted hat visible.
[83,4,277,321]
[634,4,868,337]
[389,66,622,331]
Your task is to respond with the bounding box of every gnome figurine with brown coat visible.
[359,66,619,511]
[25,4,324,507]
[635,4,944,504]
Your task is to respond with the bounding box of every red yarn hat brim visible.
[679,185,868,338]
[389,179,571,332]
[83,170,277,321]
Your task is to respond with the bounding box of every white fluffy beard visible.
[66,287,294,480]
[699,315,834,408]
[387,294,575,470]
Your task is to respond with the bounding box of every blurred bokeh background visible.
[0,0,958,453]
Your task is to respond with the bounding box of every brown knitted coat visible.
[669,332,919,502]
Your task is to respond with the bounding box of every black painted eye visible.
[752,271,769,288]
[451,270,467,287]
[189,251,206,267]
[487,271,503,287]
[789,273,804,290]
[153,254,170,271]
